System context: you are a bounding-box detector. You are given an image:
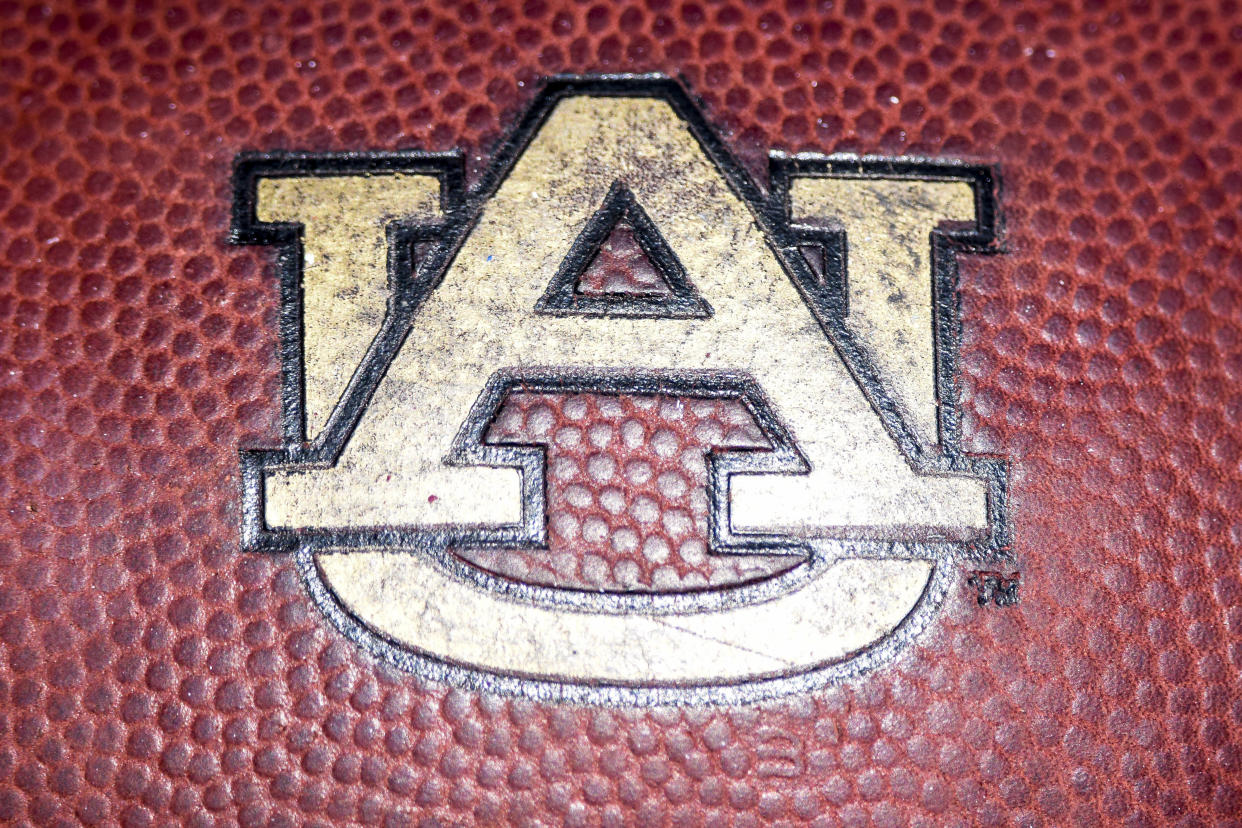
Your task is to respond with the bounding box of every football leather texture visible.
[1,1,1241,826]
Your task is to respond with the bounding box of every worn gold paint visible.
[256,96,986,684]
[789,178,975,449]
[257,174,443,437]
[263,98,987,534]
[318,552,931,683]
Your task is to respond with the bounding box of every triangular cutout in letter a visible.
[535,181,712,318]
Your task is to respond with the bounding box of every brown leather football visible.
[1,1,1240,825]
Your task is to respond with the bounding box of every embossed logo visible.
[231,75,1009,704]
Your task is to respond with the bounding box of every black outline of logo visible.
[230,74,1010,706]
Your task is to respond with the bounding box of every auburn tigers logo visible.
[231,75,1010,704]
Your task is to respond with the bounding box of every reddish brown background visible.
[2,0,1241,825]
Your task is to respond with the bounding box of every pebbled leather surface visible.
[0,1,1240,825]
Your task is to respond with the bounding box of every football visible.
[1,1,1240,825]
